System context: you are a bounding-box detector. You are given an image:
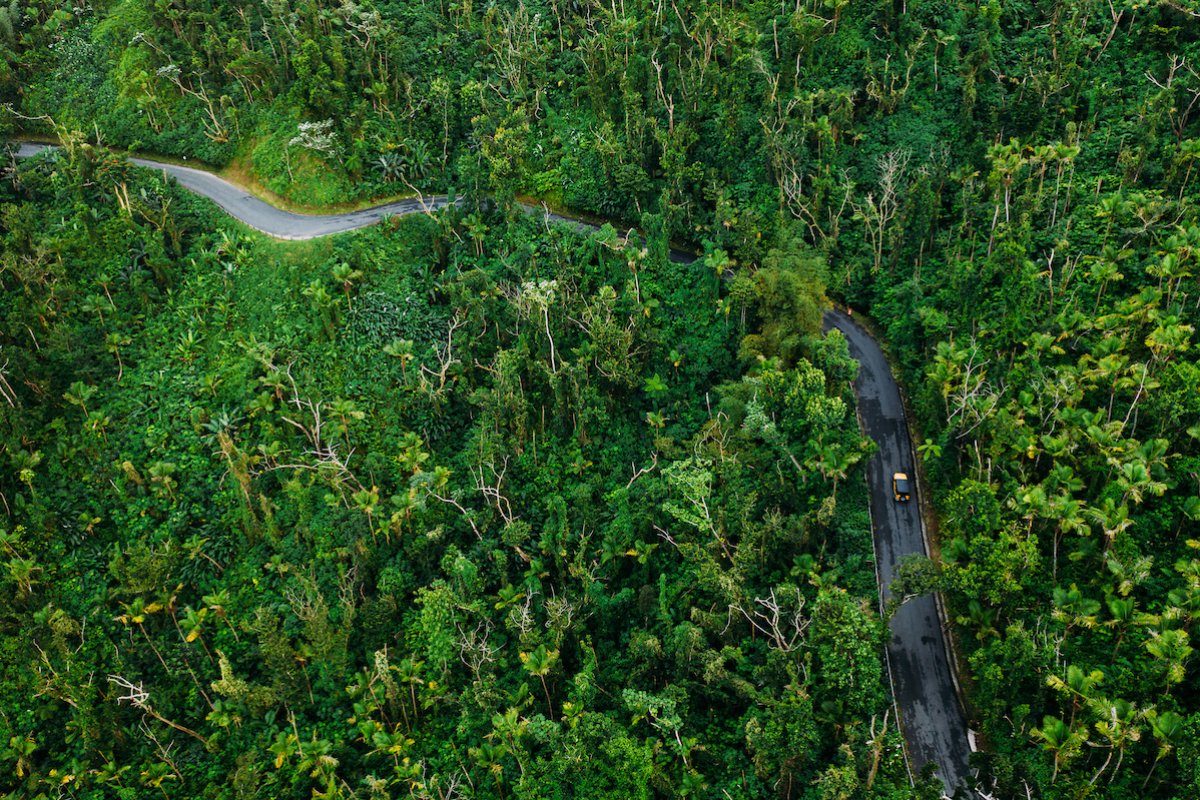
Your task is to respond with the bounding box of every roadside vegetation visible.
[2,0,1200,798]
[0,143,910,798]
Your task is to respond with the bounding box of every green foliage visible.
[0,142,883,798]
[8,0,1200,793]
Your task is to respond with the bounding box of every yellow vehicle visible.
[892,472,911,502]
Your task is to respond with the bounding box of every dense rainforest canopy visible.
[2,0,1200,798]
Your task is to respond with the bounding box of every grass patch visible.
[221,152,417,215]
[15,134,420,216]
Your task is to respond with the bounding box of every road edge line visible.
[891,366,973,729]
[831,310,915,789]
[835,307,974,729]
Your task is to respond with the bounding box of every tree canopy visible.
[3,0,1200,798]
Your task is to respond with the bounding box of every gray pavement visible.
[14,143,453,239]
[12,143,692,261]
[12,141,974,794]
[825,309,975,798]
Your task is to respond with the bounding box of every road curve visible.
[14,142,457,239]
[13,140,974,794]
[11,143,692,261]
[824,310,974,797]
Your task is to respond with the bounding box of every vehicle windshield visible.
[895,479,910,493]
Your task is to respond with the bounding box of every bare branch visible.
[626,453,659,489]
[725,587,809,653]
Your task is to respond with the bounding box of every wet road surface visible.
[13,141,974,794]
[825,309,975,797]
[13,143,690,261]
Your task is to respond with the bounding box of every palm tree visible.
[395,658,424,730]
[463,212,489,256]
[383,339,415,381]
[329,398,365,440]
[1048,664,1104,728]
[105,331,130,381]
[986,138,1024,227]
[1052,584,1101,634]
[1086,697,1142,785]
[183,533,225,574]
[469,741,508,797]
[1142,709,1184,788]
[1146,254,1192,307]
[957,599,999,642]
[1050,142,1080,226]
[81,292,110,325]
[1170,557,1200,625]
[302,280,339,339]
[90,756,131,788]
[1051,493,1089,572]
[352,487,381,539]
[3,734,36,781]
[1145,315,1193,365]
[366,724,413,768]
[1086,499,1133,556]
[930,28,957,90]
[296,733,338,795]
[63,381,98,419]
[490,707,529,777]
[268,730,300,769]
[1031,715,1086,782]
[116,597,171,673]
[1117,460,1167,506]
[1145,628,1193,695]
[1105,597,1137,659]
[179,605,214,662]
[139,760,177,799]
[520,644,558,719]
[679,768,708,796]
[1086,258,1124,307]
[404,139,432,181]
[331,262,363,309]
[703,248,734,282]
[815,443,862,504]
[1044,463,1083,494]
[643,373,669,400]
[365,81,390,112]
[916,439,942,462]
[202,589,240,642]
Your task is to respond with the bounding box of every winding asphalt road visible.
[825,310,974,797]
[12,141,974,795]
[14,142,458,239]
[11,143,691,261]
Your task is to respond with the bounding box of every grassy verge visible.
[14,134,421,216]
[221,150,421,215]
[14,134,703,257]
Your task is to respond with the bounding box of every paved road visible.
[14,142,457,239]
[824,310,974,797]
[13,141,973,793]
[12,143,691,261]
